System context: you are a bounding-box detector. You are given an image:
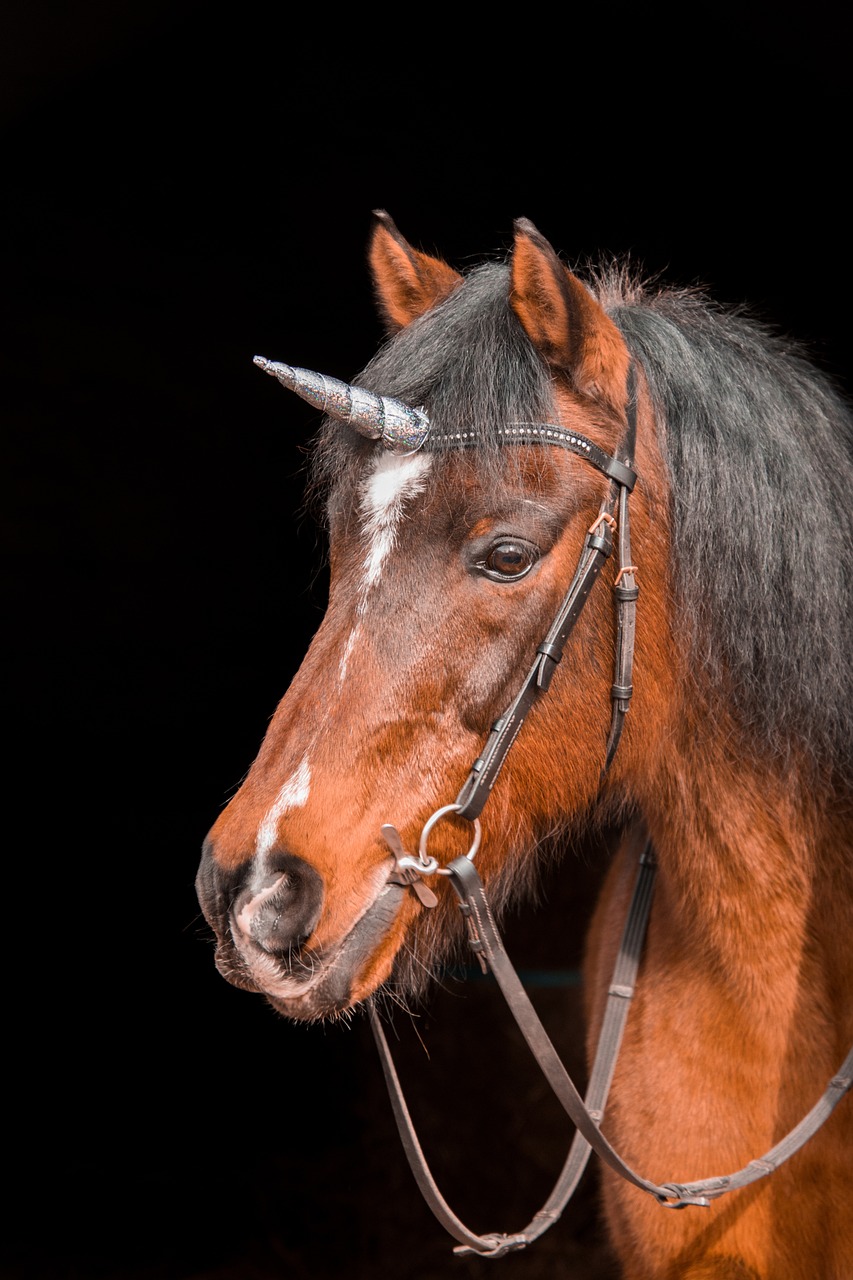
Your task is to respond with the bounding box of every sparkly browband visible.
[255,356,636,489]
[428,423,637,490]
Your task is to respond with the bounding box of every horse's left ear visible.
[510,217,630,416]
[368,209,463,334]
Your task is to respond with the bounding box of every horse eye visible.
[482,540,538,581]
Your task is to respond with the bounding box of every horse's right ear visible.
[510,217,630,418]
[368,210,462,333]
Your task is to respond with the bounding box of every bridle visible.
[256,353,853,1260]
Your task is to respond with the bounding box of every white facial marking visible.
[358,452,432,603]
[333,453,432,693]
[338,624,360,686]
[255,754,311,856]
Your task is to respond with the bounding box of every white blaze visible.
[255,754,311,856]
[358,452,433,604]
[329,452,433,687]
[251,456,433,862]
[338,623,360,685]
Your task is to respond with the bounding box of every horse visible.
[195,211,853,1279]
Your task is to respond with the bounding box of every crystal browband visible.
[427,423,636,490]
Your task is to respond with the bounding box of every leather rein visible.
[369,362,853,1258]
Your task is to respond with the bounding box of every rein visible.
[370,829,657,1258]
[371,362,853,1258]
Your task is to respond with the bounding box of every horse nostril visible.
[232,852,324,958]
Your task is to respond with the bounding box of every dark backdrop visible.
[4,8,849,1279]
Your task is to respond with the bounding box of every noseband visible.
[257,354,853,1259]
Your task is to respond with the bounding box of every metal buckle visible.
[588,511,617,535]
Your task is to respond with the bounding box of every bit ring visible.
[419,803,482,873]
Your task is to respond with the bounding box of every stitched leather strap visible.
[455,510,617,820]
[444,851,703,1208]
[603,481,639,772]
[447,855,853,1210]
[603,363,639,772]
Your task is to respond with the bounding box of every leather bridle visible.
[369,361,853,1259]
[453,361,640,820]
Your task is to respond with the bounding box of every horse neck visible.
[608,373,853,992]
[630,720,853,1008]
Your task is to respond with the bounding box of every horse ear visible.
[368,209,462,333]
[510,217,630,415]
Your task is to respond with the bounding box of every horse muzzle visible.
[195,840,408,1021]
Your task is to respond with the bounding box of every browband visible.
[426,423,637,491]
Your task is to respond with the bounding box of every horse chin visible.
[225,880,410,1024]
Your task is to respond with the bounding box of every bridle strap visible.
[369,823,658,1258]
[454,507,618,819]
[448,853,853,1212]
[603,365,639,771]
[454,366,640,820]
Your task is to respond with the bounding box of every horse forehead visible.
[354,443,570,519]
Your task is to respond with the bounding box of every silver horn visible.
[253,356,430,454]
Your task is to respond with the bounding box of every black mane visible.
[603,270,853,772]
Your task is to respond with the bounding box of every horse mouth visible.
[215,879,409,1022]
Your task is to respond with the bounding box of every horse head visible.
[195,212,672,1022]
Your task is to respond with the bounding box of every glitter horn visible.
[253,356,430,454]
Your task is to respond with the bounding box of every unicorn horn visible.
[253,356,430,455]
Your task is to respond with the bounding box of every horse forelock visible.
[308,261,557,502]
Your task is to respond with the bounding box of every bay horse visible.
[196,211,853,1278]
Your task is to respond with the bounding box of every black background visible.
[4,8,850,1279]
